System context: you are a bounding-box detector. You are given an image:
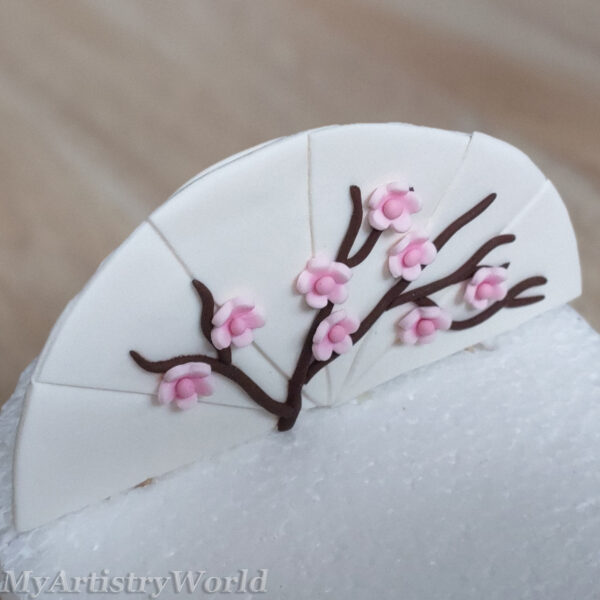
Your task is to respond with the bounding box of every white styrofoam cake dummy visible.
[14,123,581,531]
[3,307,600,600]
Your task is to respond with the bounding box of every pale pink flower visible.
[388,230,437,280]
[464,267,508,310]
[297,255,352,309]
[158,362,214,410]
[312,310,360,361]
[211,297,265,350]
[397,305,452,345]
[368,182,421,232]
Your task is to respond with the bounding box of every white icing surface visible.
[14,382,276,531]
[2,307,600,599]
[13,124,581,531]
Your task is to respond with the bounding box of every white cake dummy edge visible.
[1,307,600,600]
[11,124,581,531]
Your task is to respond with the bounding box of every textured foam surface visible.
[1,306,599,599]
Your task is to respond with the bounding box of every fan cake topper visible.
[14,124,581,531]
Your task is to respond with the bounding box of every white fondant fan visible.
[14,124,580,531]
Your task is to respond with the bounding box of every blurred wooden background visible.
[1,0,598,404]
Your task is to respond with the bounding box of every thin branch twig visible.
[129,350,294,419]
[192,280,232,364]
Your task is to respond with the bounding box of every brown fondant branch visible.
[129,350,295,419]
[433,193,496,251]
[130,186,546,432]
[192,280,232,365]
[304,234,516,383]
[280,186,376,430]
[335,185,365,263]
[304,195,507,383]
[277,303,334,432]
[449,276,547,330]
[346,230,383,268]
[387,235,516,310]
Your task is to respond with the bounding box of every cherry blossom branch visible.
[335,186,365,263]
[335,186,383,268]
[387,235,515,310]
[192,280,232,364]
[280,186,372,431]
[129,351,295,419]
[449,276,547,330]
[305,194,501,382]
[130,184,546,433]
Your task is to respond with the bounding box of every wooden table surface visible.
[1,0,598,404]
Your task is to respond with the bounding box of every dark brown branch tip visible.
[434,193,497,251]
[335,186,364,263]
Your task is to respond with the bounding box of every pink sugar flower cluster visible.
[296,255,352,309]
[211,297,265,350]
[464,267,509,310]
[158,362,214,410]
[368,181,421,233]
[397,305,452,345]
[388,230,437,281]
[312,310,360,361]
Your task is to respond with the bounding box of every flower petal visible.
[471,267,491,286]
[157,381,176,405]
[306,291,328,309]
[398,328,418,345]
[175,395,198,410]
[389,235,411,255]
[188,362,212,377]
[194,375,214,397]
[404,191,422,213]
[328,310,347,326]
[391,211,412,233]
[402,264,422,282]
[211,325,232,350]
[420,242,437,265]
[308,254,332,273]
[328,283,349,305]
[434,309,453,331]
[386,180,410,194]
[471,297,489,310]
[330,262,352,283]
[398,307,421,330]
[491,281,508,301]
[340,314,360,334]
[368,209,391,231]
[332,335,353,355]
[296,270,315,294]
[212,300,234,327]
[368,186,388,209]
[312,340,333,361]
[244,310,265,329]
[163,363,195,382]
[388,256,404,278]
[417,333,437,345]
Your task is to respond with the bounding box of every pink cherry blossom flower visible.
[297,255,352,309]
[211,297,265,350]
[312,310,360,361]
[158,362,214,410]
[368,182,421,233]
[464,267,508,310]
[388,230,437,280]
[397,305,452,345]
